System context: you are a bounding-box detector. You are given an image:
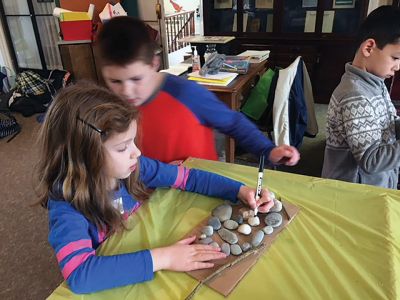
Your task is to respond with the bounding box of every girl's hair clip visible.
[77,116,104,135]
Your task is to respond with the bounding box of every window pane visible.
[32,1,56,15]
[283,0,319,33]
[2,0,29,15]
[244,0,274,33]
[6,16,42,69]
[36,16,63,69]
[330,0,363,34]
[208,0,236,33]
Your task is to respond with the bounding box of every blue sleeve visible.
[139,156,243,202]
[164,76,276,160]
[48,201,154,294]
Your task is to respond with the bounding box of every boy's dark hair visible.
[96,16,157,66]
[357,5,400,49]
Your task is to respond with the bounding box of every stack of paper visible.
[187,71,238,86]
[160,63,191,76]
[238,50,270,63]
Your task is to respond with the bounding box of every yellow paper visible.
[60,12,91,22]
[188,76,234,84]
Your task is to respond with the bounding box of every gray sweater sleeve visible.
[361,140,400,173]
[340,95,400,173]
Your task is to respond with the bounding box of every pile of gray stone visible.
[197,192,284,256]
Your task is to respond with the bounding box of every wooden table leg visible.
[225,136,235,163]
[212,93,238,163]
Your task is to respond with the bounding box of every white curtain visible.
[0,16,14,72]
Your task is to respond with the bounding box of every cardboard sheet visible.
[187,200,300,296]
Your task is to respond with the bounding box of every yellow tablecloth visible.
[48,158,400,300]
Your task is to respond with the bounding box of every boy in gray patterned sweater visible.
[322,6,400,189]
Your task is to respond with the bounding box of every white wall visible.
[164,0,200,15]
[138,0,169,68]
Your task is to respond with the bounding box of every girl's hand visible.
[269,145,300,166]
[237,185,274,213]
[151,236,226,272]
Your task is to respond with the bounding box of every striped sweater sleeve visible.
[139,156,243,202]
[48,201,154,294]
[339,94,400,173]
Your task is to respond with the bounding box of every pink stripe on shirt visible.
[56,239,92,263]
[61,251,95,279]
[98,230,106,244]
[172,166,185,189]
[180,168,190,190]
[129,201,141,216]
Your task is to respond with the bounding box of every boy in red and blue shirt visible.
[97,17,300,166]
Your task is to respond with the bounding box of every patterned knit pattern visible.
[322,63,399,188]
[326,93,396,162]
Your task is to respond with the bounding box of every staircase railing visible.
[165,10,195,53]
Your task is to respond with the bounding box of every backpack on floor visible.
[0,111,20,142]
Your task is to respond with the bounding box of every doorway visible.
[163,0,202,67]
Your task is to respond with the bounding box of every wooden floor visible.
[0,114,62,300]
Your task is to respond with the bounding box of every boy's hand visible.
[237,186,274,213]
[269,145,300,166]
[151,236,226,272]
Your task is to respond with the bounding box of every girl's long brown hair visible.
[35,83,149,235]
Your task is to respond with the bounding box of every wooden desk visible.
[58,40,102,84]
[203,61,268,162]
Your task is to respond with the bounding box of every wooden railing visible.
[165,10,195,53]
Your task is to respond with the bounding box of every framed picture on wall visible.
[302,0,318,8]
[214,0,232,9]
[333,0,355,9]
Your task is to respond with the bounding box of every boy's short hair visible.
[96,16,157,66]
[357,5,400,49]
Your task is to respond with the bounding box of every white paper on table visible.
[322,10,335,33]
[188,71,238,80]
[160,63,191,76]
[304,11,317,33]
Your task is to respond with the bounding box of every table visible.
[204,61,268,162]
[178,35,235,45]
[48,158,400,300]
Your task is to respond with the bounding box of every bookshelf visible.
[203,0,398,103]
